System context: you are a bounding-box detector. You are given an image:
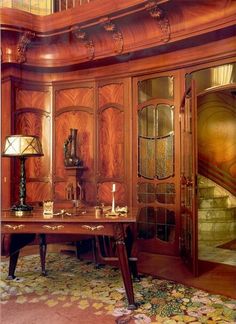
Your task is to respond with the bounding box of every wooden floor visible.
[4,244,236,300]
[138,252,236,300]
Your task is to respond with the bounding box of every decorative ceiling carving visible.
[145,0,170,43]
[0,0,235,69]
[71,26,95,60]
[17,31,35,63]
[100,17,124,55]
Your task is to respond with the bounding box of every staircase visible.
[198,175,236,248]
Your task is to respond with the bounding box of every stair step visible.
[198,186,215,198]
[198,208,236,221]
[198,196,229,208]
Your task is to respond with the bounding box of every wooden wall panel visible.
[99,83,124,106]
[1,79,12,209]
[15,112,51,178]
[26,182,51,203]
[55,87,94,111]
[15,89,50,111]
[97,182,126,206]
[98,107,124,178]
[13,83,52,204]
[96,79,131,207]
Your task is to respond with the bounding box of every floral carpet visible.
[1,253,236,323]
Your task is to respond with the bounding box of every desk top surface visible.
[1,207,137,223]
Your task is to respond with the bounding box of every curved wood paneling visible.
[1,1,235,68]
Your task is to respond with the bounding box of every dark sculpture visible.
[64,128,82,167]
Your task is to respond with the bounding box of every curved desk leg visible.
[39,234,47,276]
[114,224,136,310]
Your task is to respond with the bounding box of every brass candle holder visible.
[106,184,119,218]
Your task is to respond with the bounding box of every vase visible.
[64,128,82,167]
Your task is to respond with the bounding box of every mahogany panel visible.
[1,79,12,209]
[83,182,96,204]
[54,181,67,201]
[98,83,124,106]
[55,86,94,111]
[14,112,51,178]
[97,181,126,206]
[26,182,51,203]
[98,107,124,178]
[15,89,50,111]
[54,110,94,179]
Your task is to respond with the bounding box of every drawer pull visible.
[42,225,64,231]
[4,224,25,230]
[81,225,104,231]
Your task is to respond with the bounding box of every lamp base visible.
[11,204,33,212]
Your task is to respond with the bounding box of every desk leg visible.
[39,234,47,276]
[7,251,19,279]
[114,224,136,310]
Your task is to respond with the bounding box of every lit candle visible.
[112,183,116,192]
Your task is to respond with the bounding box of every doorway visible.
[197,88,236,266]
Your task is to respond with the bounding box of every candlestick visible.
[111,190,115,213]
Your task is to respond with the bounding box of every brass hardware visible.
[81,225,104,231]
[4,224,25,230]
[42,225,64,230]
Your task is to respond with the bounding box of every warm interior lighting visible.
[2,135,44,213]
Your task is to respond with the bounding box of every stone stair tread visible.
[199,207,235,210]
[199,196,228,200]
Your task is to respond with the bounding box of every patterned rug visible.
[1,253,236,323]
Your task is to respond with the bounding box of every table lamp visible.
[2,135,44,213]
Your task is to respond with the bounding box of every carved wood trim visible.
[17,31,35,63]
[145,0,170,43]
[71,26,95,60]
[100,17,124,55]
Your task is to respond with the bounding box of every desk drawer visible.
[2,222,114,236]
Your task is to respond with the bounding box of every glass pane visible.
[138,106,155,137]
[156,208,175,242]
[156,104,174,137]
[156,183,175,204]
[187,63,236,94]
[137,207,156,239]
[138,76,174,103]
[139,138,155,179]
[156,135,174,179]
[137,183,156,203]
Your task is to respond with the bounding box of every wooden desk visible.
[1,208,137,309]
